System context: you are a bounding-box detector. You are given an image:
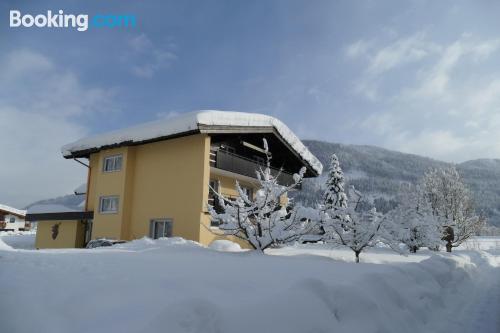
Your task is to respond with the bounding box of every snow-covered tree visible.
[387,183,441,253]
[421,167,485,252]
[323,154,347,211]
[316,154,398,262]
[324,187,397,263]
[208,139,308,252]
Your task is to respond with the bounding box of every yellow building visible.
[27,111,322,249]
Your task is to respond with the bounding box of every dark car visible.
[86,239,126,249]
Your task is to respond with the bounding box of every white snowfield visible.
[0,236,498,333]
[61,110,323,175]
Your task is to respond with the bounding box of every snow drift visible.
[1,237,497,333]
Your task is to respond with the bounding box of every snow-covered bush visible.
[421,167,485,252]
[208,139,308,252]
[387,183,441,253]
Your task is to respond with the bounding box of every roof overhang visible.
[63,129,200,159]
[61,111,323,176]
[25,211,94,222]
[200,125,319,177]
[0,210,25,218]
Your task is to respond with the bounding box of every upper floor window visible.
[208,180,219,207]
[99,196,119,214]
[241,186,253,200]
[103,155,123,172]
[9,217,15,223]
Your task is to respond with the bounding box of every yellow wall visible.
[87,134,210,242]
[35,220,84,249]
[88,147,134,240]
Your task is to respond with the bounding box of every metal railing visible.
[210,149,297,187]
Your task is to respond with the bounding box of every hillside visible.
[296,140,500,227]
[26,140,500,228]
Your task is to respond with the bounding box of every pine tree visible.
[323,154,347,211]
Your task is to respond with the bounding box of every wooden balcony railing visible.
[210,149,298,187]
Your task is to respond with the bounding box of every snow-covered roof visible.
[62,110,323,175]
[27,204,82,215]
[74,183,87,195]
[0,204,26,217]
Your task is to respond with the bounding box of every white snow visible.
[0,203,26,217]
[61,110,323,175]
[0,235,498,333]
[0,231,35,249]
[209,240,244,252]
[27,204,81,214]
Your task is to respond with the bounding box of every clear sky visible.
[2,0,500,207]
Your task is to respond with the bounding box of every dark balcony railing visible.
[210,149,298,187]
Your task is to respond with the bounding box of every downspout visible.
[74,158,90,211]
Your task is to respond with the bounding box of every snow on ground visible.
[0,236,498,333]
[0,231,35,250]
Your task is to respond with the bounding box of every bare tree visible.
[421,167,485,252]
[387,183,441,253]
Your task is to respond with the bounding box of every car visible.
[85,239,126,249]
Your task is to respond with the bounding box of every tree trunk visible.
[446,241,452,252]
[355,251,360,263]
[410,245,418,253]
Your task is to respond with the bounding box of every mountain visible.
[26,194,85,211]
[295,140,500,228]
[26,140,500,228]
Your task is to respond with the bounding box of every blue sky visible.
[2,0,500,207]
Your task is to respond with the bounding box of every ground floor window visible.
[150,219,173,239]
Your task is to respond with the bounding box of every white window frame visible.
[99,196,119,214]
[102,154,123,173]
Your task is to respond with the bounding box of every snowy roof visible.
[61,110,323,175]
[74,183,87,195]
[0,204,26,217]
[27,204,82,215]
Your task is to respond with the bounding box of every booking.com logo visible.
[9,10,136,32]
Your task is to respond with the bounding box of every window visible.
[209,180,223,227]
[103,155,123,172]
[99,196,119,214]
[150,219,173,239]
[9,217,15,223]
[208,180,219,206]
[220,144,235,154]
[241,186,253,200]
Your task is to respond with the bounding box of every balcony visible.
[210,149,298,187]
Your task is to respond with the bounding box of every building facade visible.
[0,204,28,232]
[28,111,322,249]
